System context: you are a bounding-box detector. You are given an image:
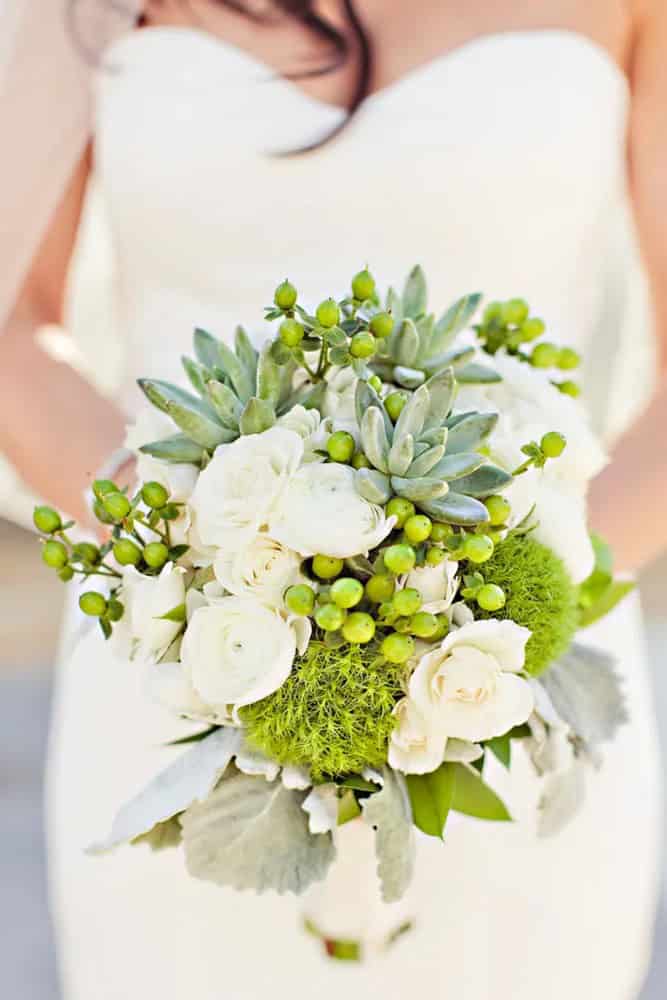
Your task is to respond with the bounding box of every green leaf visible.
[180,772,335,894]
[157,603,186,623]
[234,325,258,382]
[450,764,512,821]
[166,401,233,450]
[217,342,255,403]
[137,378,219,422]
[422,492,490,525]
[239,397,276,435]
[385,286,404,327]
[256,343,282,406]
[406,444,446,478]
[406,763,455,839]
[430,452,485,482]
[391,475,448,502]
[485,734,511,768]
[423,367,457,427]
[270,339,293,365]
[394,383,430,442]
[355,468,392,504]
[431,292,482,354]
[394,319,421,367]
[181,356,209,396]
[168,543,190,560]
[355,380,393,439]
[402,265,428,319]
[165,726,219,747]
[422,346,476,376]
[450,464,513,497]
[193,328,222,369]
[578,580,635,628]
[388,432,415,477]
[394,366,426,389]
[207,380,242,428]
[329,346,351,366]
[456,362,502,384]
[337,775,381,793]
[445,412,498,453]
[361,407,390,473]
[361,768,415,903]
[325,325,348,347]
[139,434,206,464]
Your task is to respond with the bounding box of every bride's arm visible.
[0,149,129,525]
[588,0,667,571]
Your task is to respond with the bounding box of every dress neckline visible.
[103,25,630,116]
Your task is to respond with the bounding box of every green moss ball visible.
[475,533,578,676]
[239,641,403,780]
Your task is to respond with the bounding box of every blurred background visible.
[0,188,666,997]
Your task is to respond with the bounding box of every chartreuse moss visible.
[475,533,578,676]
[240,641,403,780]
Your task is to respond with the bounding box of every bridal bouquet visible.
[36,266,630,955]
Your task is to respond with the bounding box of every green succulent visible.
[370,266,501,390]
[353,372,512,526]
[137,326,325,465]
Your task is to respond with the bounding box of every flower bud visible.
[381,632,415,663]
[351,268,376,301]
[143,542,169,569]
[315,603,346,632]
[113,538,143,566]
[274,280,297,310]
[141,481,170,509]
[464,534,495,564]
[369,312,394,338]
[326,431,355,464]
[342,612,376,644]
[312,555,344,580]
[477,584,506,612]
[330,577,364,609]
[42,540,68,570]
[384,392,408,422]
[103,492,131,521]
[279,318,305,347]
[285,584,316,617]
[541,431,567,459]
[315,298,340,329]
[383,544,416,575]
[33,506,62,534]
[79,592,108,617]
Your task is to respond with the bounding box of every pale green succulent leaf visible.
[193,327,222,369]
[402,265,428,319]
[217,342,255,403]
[395,319,421,367]
[239,397,276,435]
[394,366,426,389]
[393,383,430,442]
[445,412,498,453]
[391,475,448,502]
[138,378,221,423]
[385,286,404,328]
[355,468,392,504]
[256,344,282,406]
[418,426,449,448]
[423,345,476,375]
[415,313,435,361]
[181,356,209,397]
[207,380,243,429]
[388,432,414,477]
[430,292,482,354]
[423,367,457,427]
[456,362,502,384]
[139,434,206,464]
[422,492,490,525]
[355,380,392,437]
[452,464,513,497]
[430,452,485,481]
[166,401,233,450]
[234,325,258,383]
[361,407,391,473]
[406,444,446,478]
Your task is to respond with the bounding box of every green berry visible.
[409,611,439,638]
[519,317,546,341]
[381,633,415,664]
[331,577,364,609]
[385,497,415,528]
[392,588,422,616]
[42,540,68,570]
[79,592,108,617]
[350,331,376,359]
[483,301,503,324]
[393,616,414,633]
[531,342,560,368]
[106,599,125,622]
[404,514,432,543]
[312,555,344,580]
[58,566,74,582]
[484,495,511,526]
[102,492,131,521]
[557,347,580,371]
[385,392,408,422]
[383,544,417,575]
[342,612,376,644]
[316,298,340,329]
[430,522,453,543]
[113,539,143,567]
[279,318,305,347]
[159,503,181,521]
[72,542,100,565]
[274,280,297,310]
[501,298,529,326]
[352,451,371,470]
[369,312,394,338]
[33,506,62,534]
[477,583,506,612]
[285,584,316,616]
[541,431,567,458]
[464,534,495,564]
[426,547,446,566]
[368,375,383,393]
[92,479,118,500]
[326,430,355,463]
[93,500,115,525]
[143,542,169,569]
[315,603,346,632]
[351,268,376,301]
[431,615,451,640]
[141,481,169,509]
[557,380,581,398]
[365,574,395,603]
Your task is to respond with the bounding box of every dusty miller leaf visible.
[362,768,415,903]
[180,771,335,895]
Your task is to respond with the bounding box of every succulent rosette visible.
[35,266,630,956]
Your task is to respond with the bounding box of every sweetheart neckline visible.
[102,25,629,118]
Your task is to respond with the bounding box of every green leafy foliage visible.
[578,534,635,627]
[450,764,512,821]
[406,763,456,839]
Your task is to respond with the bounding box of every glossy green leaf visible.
[406,763,455,839]
[578,580,635,628]
[157,603,186,623]
[485,734,511,768]
[450,764,512,821]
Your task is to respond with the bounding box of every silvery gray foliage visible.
[88,727,241,854]
[361,768,415,903]
[540,642,628,749]
[180,770,335,895]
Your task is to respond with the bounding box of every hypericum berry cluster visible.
[477,298,581,397]
[34,478,188,638]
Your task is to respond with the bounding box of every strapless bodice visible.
[94,27,656,438]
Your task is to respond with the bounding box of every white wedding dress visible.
[47,27,662,999]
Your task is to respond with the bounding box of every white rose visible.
[455,352,607,582]
[409,619,534,745]
[404,560,459,613]
[113,563,186,664]
[124,409,198,502]
[270,462,394,558]
[388,698,447,775]
[189,427,303,547]
[214,532,305,608]
[180,597,301,709]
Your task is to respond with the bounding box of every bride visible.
[1,0,665,997]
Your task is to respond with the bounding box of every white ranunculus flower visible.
[404,560,459,613]
[270,462,395,558]
[409,619,534,745]
[113,563,186,664]
[455,351,608,583]
[277,404,321,440]
[180,597,300,709]
[214,532,305,608]
[189,427,303,547]
[323,366,358,425]
[388,698,447,775]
